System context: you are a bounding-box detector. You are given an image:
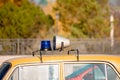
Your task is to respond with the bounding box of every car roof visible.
[5,54,120,72]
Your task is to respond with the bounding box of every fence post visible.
[17,39,19,55]
[102,40,105,54]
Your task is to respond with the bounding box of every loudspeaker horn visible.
[53,35,70,50]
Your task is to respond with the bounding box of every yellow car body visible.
[1,54,120,80]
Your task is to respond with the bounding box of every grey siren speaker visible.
[53,35,70,50]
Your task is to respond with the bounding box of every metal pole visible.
[110,14,114,48]
[56,13,59,35]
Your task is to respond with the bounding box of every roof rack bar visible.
[68,49,79,61]
[32,50,43,63]
[32,50,40,56]
[40,51,43,63]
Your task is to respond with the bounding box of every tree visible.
[0,0,54,38]
[55,0,110,38]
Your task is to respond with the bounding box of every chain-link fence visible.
[0,39,120,55]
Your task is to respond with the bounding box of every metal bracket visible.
[68,49,79,61]
[32,50,43,63]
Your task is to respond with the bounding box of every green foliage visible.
[56,0,110,38]
[0,0,54,38]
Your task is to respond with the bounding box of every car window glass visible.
[107,65,120,80]
[9,64,59,80]
[64,63,119,80]
[9,68,19,80]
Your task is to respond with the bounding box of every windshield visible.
[0,62,11,80]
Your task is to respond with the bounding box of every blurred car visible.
[0,54,120,80]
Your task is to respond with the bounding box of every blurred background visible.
[0,0,120,55]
